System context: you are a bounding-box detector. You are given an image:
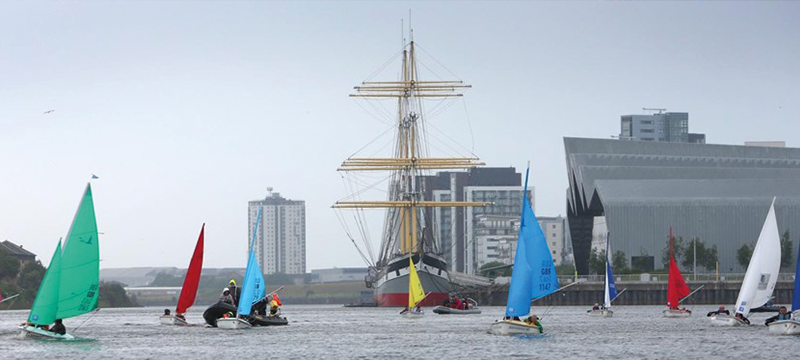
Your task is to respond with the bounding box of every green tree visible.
[0,249,21,280]
[661,236,686,268]
[682,238,719,272]
[588,249,607,275]
[480,261,511,277]
[737,243,753,270]
[612,250,629,274]
[781,230,794,270]
[555,264,576,277]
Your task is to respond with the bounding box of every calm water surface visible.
[1,305,798,359]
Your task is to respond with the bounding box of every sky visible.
[1,1,798,270]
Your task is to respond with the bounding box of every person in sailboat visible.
[228,279,241,304]
[269,294,283,316]
[734,313,751,325]
[524,315,543,333]
[590,303,600,311]
[50,319,66,335]
[219,288,234,305]
[764,306,792,325]
[706,305,730,317]
[163,309,171,316]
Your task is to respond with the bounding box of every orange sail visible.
[176,224,205,314]
[667,228,691,308]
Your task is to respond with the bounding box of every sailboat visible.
[216,204,266,330]
[662,227,698,318]
[160,224,205,326]
[401,257,427,317]
[18,183,100,340]
[333,33,490,308]
[587,234,623,317]
[488,167,559,335]
[710,198,781,326]
[767,233,800,335]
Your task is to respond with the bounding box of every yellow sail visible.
[408,257,426,308]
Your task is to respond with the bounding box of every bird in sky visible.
[43,110,55,114]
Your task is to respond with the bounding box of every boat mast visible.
[335,38,490,262]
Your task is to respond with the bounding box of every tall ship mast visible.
[334,34,489,306]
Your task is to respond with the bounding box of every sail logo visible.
[79,236,93,245]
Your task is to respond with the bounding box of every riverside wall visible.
[470,280,795,307]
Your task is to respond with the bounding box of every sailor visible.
[269,294,283,316]
[219,288,235,305]
[163,309,171,316]
[452,297,463,310]
[50,319,66,335]
[734,312,751,325]
[591,303,600,311]
[228,279,241,304]
[706,305,730,317]
[765,306,792,325]
[524,315,543,333]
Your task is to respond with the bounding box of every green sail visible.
[27,241,62,325]
[55,183,100,319]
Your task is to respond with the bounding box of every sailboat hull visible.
[432,306,481,315]
[373,254,452,307]
[768,320,800,335]
[586,309,613,317]
[17,325,75,340]
[662,309,692,318]
[159,315,188,326]
[708,314,746,326]
[216,318,252,330]
[487,320,543,336]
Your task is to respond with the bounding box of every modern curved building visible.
[565,137,800,275]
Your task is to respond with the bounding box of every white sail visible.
[734,198,781,315]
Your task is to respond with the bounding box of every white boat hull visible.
[159,315,188,326]
[17,325,75,340]
[216,318,252,330]
[662,309,692,318]
[586,309,613,317]
[767,320,800,335]
[708,314,746,326]
[401,309,425,318]
[487,320,543,335]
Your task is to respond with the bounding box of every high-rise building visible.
[464,186,532,274]
[620,111,705,143]
[248,191,306,275]
[538,216,568,266]
[421,167,523,273]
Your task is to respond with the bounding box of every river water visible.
[0,305,797,359]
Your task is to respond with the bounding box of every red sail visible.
[667,228,691,308]
[176,224,205,314]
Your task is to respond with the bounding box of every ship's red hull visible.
[375,292,449,307]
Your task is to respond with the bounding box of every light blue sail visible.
[606,237,618,302]
[505,167,559,317]
[237,205,266,317]
[792,233,800,311]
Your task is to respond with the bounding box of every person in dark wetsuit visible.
[163,309,171,316]
[50,319,66,335]
[734,313,751,325]
[707,305,730,317]
[765,306,792,325]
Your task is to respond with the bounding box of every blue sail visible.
[792,233,800,311]
[606,237,618,302]
[237,204,267,317]
[505,167,559,317]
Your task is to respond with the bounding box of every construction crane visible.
[643,107,667,114]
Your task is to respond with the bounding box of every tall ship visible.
[334,34,489,307]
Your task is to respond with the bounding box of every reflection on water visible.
[1,305,797,359]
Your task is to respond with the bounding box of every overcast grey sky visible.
[1,1,798,269]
